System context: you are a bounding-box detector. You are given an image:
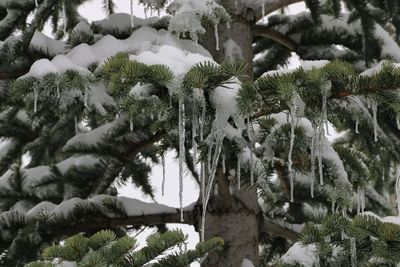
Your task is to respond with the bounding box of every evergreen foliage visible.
[25,230,223,267]
[1,0,400,266]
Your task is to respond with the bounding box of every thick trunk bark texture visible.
[199,2,259,266]
[200,168,260,267]
[203,209,259,267]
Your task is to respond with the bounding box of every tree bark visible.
[201,7,254,78]
[199,1,260,266]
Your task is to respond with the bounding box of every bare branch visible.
[46,207,199,238]
[0,71,28,80]
[260,216,301,242]
[253,24,297,51]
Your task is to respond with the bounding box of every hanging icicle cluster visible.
[200,131,225,242]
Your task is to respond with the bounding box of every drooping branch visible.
[119,130,165,162]
[253,24,297,51]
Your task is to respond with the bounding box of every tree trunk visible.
[199,3,259,266]
[200,167,260,267]
[203,209,259,267]
[201,5,255,78]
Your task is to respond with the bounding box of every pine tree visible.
[1,0,400,266]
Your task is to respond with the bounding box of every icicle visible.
[355,119,359,134]
[222,153,226,174]
[396,168,400,216]
[130,0,135,28]
[178,97,186,222]
[331,199,336,213]
[310,126,317,198]
[192,104,198,168]
[318,126,324,185]
[105,0,110,20]
[288,103,297,202]
[325,121,330,136]
[321,81,331,136]
[35,0,38,7]
[371,99,378,142]
[237,153,241,190]
[207,143,214,174]
[56,82,60,99]
[261,0,266,22]
[357,187,360,214]
[226,21,230,29]
[200,134,224,242]
[129,118,133,131]
[361,187,365,213]
[350,237,357,267]
[396,113,400,130]
[161,153,166,196]
[199,104,206,215]
[247,116,254,185]
[214,23,219,51]
[63,0,67,33]
[84,89,88,108]
[33,87,38,113]
[74,116,79,134]
[290,172,294,203]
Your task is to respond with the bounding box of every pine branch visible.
[119,131,165,162]
[253,24,298,51]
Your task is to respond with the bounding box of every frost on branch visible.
[167,0,230,49]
